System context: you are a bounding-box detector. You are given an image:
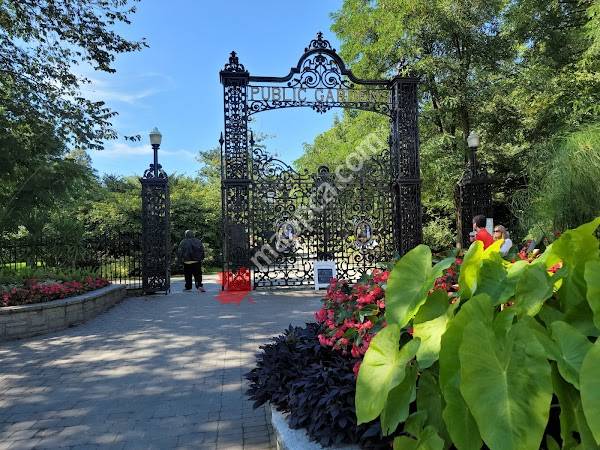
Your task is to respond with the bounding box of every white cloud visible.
[91,141,196,159]
[80,72,175,105]
[92,142,151,157]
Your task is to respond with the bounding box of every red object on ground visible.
[216,268,253,305]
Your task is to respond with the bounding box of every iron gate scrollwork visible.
[220,32,422,288]
[248,146,395,288]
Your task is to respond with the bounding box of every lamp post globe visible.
[149,127,162,146]
[149,127,162,177]
[467,131,480,149]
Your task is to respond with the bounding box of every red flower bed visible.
[315,260,464,376]
[2,276,110,307]
[314,269,390,376]
[433,257,461,294]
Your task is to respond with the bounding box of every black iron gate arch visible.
[220,32,422,288]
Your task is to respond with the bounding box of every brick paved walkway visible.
[0,277,322,449]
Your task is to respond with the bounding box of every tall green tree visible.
[297,0,600,247]
[0,0,146,236]
[0,0,146,150]
[327,0,518,248]
[0,116,96,237]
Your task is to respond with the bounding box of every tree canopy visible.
[0,0,146,237]
[296,0,600,248]
[0,0,146,150]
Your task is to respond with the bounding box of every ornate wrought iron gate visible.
[220,33,422,288]
[248,144,396,287]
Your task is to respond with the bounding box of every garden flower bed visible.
[0,268,120,340]
[247,218,600,450]
[1,269,110,307]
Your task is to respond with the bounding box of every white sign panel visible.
[314,260,336,290]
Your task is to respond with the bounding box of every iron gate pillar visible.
[220,52,251,286]
[390,76,423,255]
[140,143,171,294]
[455,137,492,248]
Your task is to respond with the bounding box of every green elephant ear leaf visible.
[439,295,493,450]
[551,217,600,267]
[417,369,449,443]
[563,301,600,337]
[393,436,418,450]
[431,255,456,279]
[459,319,552,450]
[514,264,554,317]
[551,217,600,313]
[521,316,560,361]
[458,241,484,299]
[581,340,600,446]
[413,291,458,369]
[404,411,428,439]
[545,436,560,450]
[356,325,420,424]
[385,245,433,327]
[475,254,510,304]
[459,240,504,300]
[380,364,417,435]
[550,321,593,389]
[393,426,444,450]
[585,259,600,330]
[552,364,600,450]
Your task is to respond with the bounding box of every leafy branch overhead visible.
[0,0,147,150]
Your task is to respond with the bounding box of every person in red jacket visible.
[471,214,494,249]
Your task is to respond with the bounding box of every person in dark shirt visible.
[471,214,494,249]
[177,230,205,292]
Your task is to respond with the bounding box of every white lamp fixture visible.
[467,131,480,149]
[149,127,162,146]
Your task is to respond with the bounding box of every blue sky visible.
[87,0,343,178]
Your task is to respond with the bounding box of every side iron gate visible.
[220,33,422,288]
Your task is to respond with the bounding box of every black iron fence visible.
[0,234,143,289]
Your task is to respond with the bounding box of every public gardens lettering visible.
[248,86,389,105]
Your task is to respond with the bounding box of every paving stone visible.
[0,278,319,450]
[176,431,206,446]
[6,438,42,450]
[5,429,38,441]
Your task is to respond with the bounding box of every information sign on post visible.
[314,260,336,290]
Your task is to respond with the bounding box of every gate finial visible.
[305,31,334,52]
[223,50,246,72]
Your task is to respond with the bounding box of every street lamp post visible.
[455,130,492,248]
[149,127,162,177]
[467,130,480,175]
[140,127,171,294]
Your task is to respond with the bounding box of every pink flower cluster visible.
[314,269,389,376]
[2,276,110,307]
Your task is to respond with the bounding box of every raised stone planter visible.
[0,284,125,341]
[270,405,360,450]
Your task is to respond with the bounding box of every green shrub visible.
[423,216,456,252]
[355,218,600,450]
[0,267,101,287]
[512,125,600,236]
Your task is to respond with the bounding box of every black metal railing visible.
[0,234,143,289]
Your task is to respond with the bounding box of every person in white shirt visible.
[493,225,513,256]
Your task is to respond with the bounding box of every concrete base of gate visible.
[269,405,360,450]
[0,284,125,341]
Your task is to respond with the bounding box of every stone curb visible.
[270,405,360,450]
[0,284,126,341]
